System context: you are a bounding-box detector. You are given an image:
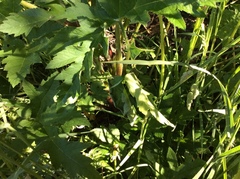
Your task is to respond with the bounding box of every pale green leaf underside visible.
[125,73,175,128]
[0,8,51,36]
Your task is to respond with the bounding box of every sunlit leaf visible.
[2,51,41,87]
[47,41,91,69]
[125,73,175,128]
[0,8,51,36]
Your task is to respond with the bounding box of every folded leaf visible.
[125,73,175,128]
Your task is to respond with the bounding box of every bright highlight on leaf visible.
[125,73,175,129]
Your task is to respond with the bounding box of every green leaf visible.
[129,41,150,59]
[167,147,178,171]
[40,102,89,136]
[158,6,186,29]
[61,117,91,133]
[125,73,175,128]
[198,0,223,7]
[22,74,59,116]
[83,49,93,81]
[176,159,206,178]
[219,145,240,158]
[92,126,120,143]
[61,1,95,21]
[217,4,240,40]
[41,138,100,178]
[45,20,99,54]
[22,80,40,102]
[95,0,165,24]
[98,0,137,19]
[0,8,51,36]
[109,76,125,112]
[58,72,81,103]
[46,41,91,69]
[2,51,41,87]
[0,0,22,21]
[18,119,47,139]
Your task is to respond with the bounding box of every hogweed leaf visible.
[46,41,91,69]
[22,74,59,115]
[60,1,95,21]
[2,51,41,87]
[0,0,22,21]
[0,8,51,36]
[41,138,100,178]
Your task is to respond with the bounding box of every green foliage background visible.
[0,0,239,178]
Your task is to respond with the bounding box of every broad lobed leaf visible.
[0,0,22,21]
[0,8,51,36]
[2,51,41,87]
[46,41,91,69]
[40,138,100,178]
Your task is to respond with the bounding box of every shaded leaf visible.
[60,1,95,21]
[176,159,206,178]
[40,102,89,136]
[83,49,93,81]
[42,138,100,178]
[0,0,22,21]
[129,41,150,59]
[167,147,178,171]
[22,74,59,115]
[45,20,99,54]
[217,4,240,40]
[62,117,91,133]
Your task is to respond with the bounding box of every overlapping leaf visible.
[0,0,22,21]
[2,51,41,87]
[47,41,91,69]
[0,8,51,36]
[41,138,100,178]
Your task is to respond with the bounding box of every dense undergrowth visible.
[0,0,239,178]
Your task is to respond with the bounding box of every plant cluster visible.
[0,0,239,178]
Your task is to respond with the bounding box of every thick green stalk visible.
[20,0,37,9]
[158,15,166,97]
[186,17,205,63]
[115,22,123,76]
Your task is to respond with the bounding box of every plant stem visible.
[115,22,123,76]
[158,15,166,98]
[20,1,37,9]
[128,115,149,179]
